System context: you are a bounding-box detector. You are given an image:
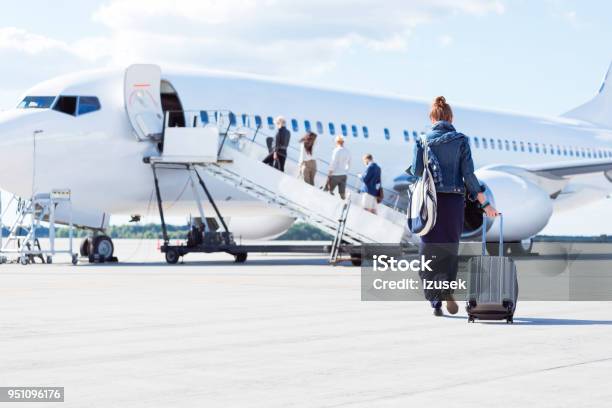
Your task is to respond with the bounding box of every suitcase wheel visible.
[468,316,475,323]
[506,316,514,324]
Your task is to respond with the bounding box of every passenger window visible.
[267,116,274,130]
[77,96,101,115]
[543,144,547,154]
[535,143,540,154]
[490,138,495,150]
[228,112,237,126]
[474,137,480,148]
[384,128,391,140]
[316,121,324,134]
[527,142,532,153]
[550,144,555,155]
[291,119,299,132]
[305,120,311,132]
[482,138,488,149]
[329,123,336,135]
[520,141,525,152]
[200,111,209,125]
[362,126,369,138]
[53,96,78,116]
[403,130,410,142]
[341,124,348,137]
[557,146,562,155]
[254,115,262,127]
[497,139,503,150]
[504,140,510,151]
[412,131,418,143]
[351,125,358,137]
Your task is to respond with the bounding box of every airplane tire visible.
[509,239,533,256]
[234,253,248,263]
[91,235,114,261]
[79,238,90,257]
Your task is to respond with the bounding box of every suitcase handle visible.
[482,212,503,256]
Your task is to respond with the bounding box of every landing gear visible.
[87,235,116,263]
[350,252,362,267]
[79,237,90,257]
[508,239,533,256]
[233,252,248,263]
[486,238,534,256]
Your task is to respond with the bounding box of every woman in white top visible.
[298,132,317,185]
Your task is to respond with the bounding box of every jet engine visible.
[463,169,553,242]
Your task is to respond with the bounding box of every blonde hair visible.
[429,96,453,123]
[275,116,286,127]
[335,136,345,145]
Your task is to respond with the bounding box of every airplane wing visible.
[482,160,612,197]
[519,160,612,177]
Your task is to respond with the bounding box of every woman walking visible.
[411,96,498,316]
[299,131,317,185]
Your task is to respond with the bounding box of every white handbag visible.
[407,136,438,236]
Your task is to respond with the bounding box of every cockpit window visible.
[18,96,56,109]
[52,96,101,116]
[53,96,78,116]
[77,96,101,115]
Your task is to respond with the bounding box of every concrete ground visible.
[0,239,611,407]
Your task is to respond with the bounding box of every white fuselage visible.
[0,67,611,238]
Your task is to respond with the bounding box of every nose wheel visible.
[86,235,116,263]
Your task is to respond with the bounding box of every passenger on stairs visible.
[358,154,382,214]
[298,131,318,185]
[263,116,291,172]
[327,136,351,199]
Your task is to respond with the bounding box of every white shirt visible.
[299,143,315,163]
[329,146,351,176]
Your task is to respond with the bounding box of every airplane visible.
[0,62,610,262]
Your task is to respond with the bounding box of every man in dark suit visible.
[263,116,291,172]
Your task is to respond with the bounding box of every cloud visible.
[438,34,454,48]
[87,0,505,75]
[0,27,70,55]
[0,0,506,80]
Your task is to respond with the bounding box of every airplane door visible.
[124,64,164,141]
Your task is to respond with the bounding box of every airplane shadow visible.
[79,257,336,268]
[442,315,612,326]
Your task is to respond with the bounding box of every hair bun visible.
[434,96,447,106]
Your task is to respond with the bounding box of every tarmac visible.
[1,239,611,407]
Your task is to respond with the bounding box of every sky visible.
[0,0,611,234]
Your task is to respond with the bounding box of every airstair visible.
[145,110,413,263]
[0,190,77,265]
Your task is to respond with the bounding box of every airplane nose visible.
[0,109,37,198]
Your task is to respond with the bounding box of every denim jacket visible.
[410,121,483,200]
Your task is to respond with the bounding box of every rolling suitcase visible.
[466,213,518,323]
